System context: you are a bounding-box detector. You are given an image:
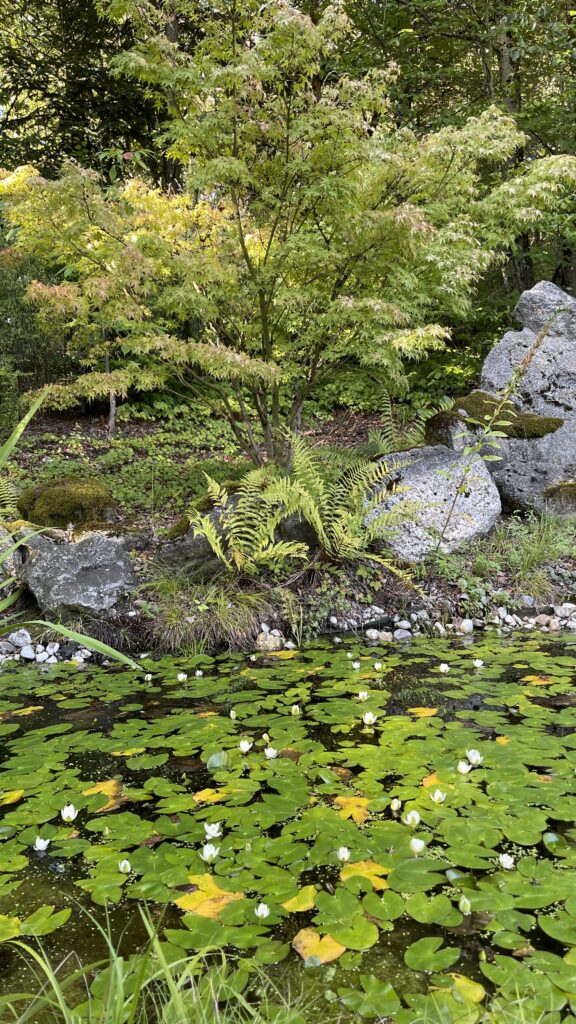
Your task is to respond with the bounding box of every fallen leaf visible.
[111,748,145,757]
[281,885,317,913]
[82,779,123,812]
[175,873,243,918]
[422,772,440,788]
[521,674,552,686]
[11,706,44,717]
[334,795,370,824]
[193,788,227,804]
[408,707,438,718]
[340,860,390,890]
[495,736,510,745]
[446,973,486,1003]
[292,928,345,964]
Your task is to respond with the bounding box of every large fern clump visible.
[188,435,414,582]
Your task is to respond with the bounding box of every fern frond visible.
[203,474,230,508]
[188,510,231,570]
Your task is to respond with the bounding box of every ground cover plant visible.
[0,634,574,1021]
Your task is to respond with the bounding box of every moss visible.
[544,480,576,509]
[17,479,115,529]
[426,390,564,442]
[164,514,191,541]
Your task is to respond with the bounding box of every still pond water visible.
[0,633,576,1022]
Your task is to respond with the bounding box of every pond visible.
[0,632,575,1022]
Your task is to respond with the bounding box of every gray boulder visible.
[480,281,576,513]
[369,445,501,563]
[19,532,137,617]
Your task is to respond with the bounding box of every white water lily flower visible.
[409,837,426,856]
[144,673,152,682]
[466,749,483,766]
[499,853,515,870]
[459,895,472,915]
[177,672,188,682]
[373,662,382,671]
[195,670,204,678]
[291,705,301,716]
[439,663,450,673]
[239,740,253,754]
[118,859,131,874]
[390,798,402,813]
[403,809,420,827]
[337,846,350,862]
[334,637,342,643]
[33,837,50,852]
[255,903,270,919]
[362,711,377,726]
[204,822,222,839]
[230,709,237,720]
[457,760,473,775]
[357,691,369,702]
[346,652,353,659]
[250,654,257,661]
[61,804,78,823]
[352,661,361,670]
[264,747,278,759]
[200,843,220,863]
[473,659,484,669]
[430,789,446,804]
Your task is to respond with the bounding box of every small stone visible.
[20,645,36,660]
[260,623,270,634]
[36,652,49,663]
[460,618,474,634]
[378,631,394,643]
[554,603,576,618]
[46,642,60,656]
[504,614,516,626]
[548,618,561,631]
[497,607,507,619]
[534,614,551,626]
[520,595,535,608]
[0,642,15,656]
[393,628,412,640]
[365,628,381,641]
[397,619,411,630]
[35,644,45,653]
[329,616,338,626]
[270,629,282,637]
[8,629,32,649]
[284,641,297,649]
[433,622,446,635]
[256,631,283,652]
[78,648,93,658]
[46,655,58,664]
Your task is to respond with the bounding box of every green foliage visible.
[358,393,453,458]
[18,478,114,529]
[0,365,20,442]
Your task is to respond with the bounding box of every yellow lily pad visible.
[334,795,370,823]
[193,787,227,805]
[447,973,486,1003]
[408,707,438,717]
[111,748,145,757]
[0,789,24,806]
[82,779,123,812]
[292,927,346,964]
[175,874,243,919]
[281,885,317,913]
[340,860,390,890]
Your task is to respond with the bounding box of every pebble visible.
[365,628,381,641]
[19,645,36,660]
[0,642,15,655]
[397,619,411,631]
[433,622,446,635]
[260,623,270,634]
[393,628,412,641]
[36,652,49,663]
[460,618,474,634]
[46,642,60,656]
[329,616,338,626]
[8,629,32,649]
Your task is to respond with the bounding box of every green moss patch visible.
[427,390,564,442]
[544,480,576,509]
[17,478,115,529]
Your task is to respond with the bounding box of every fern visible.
[360,394,454,457]
[0,477,17,518]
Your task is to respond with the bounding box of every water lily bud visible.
[337,846,350,862]
[33,837,50,852]
[409,837,426,856]
[430,788,446,804]
[262,733,270,743]
[457,760,472,775]
[466,749,483,766]
[195,670,204,677]
[118,859,131,874]
[255,903,270,919]
[250,654,257,661]
[498,853,515,870]
[229,709,237,720]
[177,672,188,682]
[239,740,253,754]
[473,659,484,669]
[362,711,377,726]
[264,747,278,759]
[334,637,342,643]
[439,663,450,674]
[346,652,353,659]
[373,662,382,671]
[204,822,222,839]
[357,691,369,702]
[199,843,220,863]
[458,895,472,915]
[291,705,301,716]
[390,798,402,813]
[144,673,152,682]
[61,804,78,823]
[402,809,420,827]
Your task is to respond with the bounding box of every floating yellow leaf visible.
[82,779,122,812]
[422,772,440,788]
[408,707,438,718]
[495,736,510,745]
[175,873,243,919]
[521,674,552,686]
[193,788,226,805]
[334,795,370,824]
[281,885,317,913]
[111,747,145,757]
[447,973,486,1004]
[0,789,24,806]
[340,860,390,890]
[266,650,297,659]
[292,928,345,964]
[196,711,218,718]
[12,706,44,717]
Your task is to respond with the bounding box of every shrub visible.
[0,363,20,441]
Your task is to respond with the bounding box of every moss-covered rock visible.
[17,479,115,529]
[426,390,564,444]
[164,514,191,541]
[544,481,576,511]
